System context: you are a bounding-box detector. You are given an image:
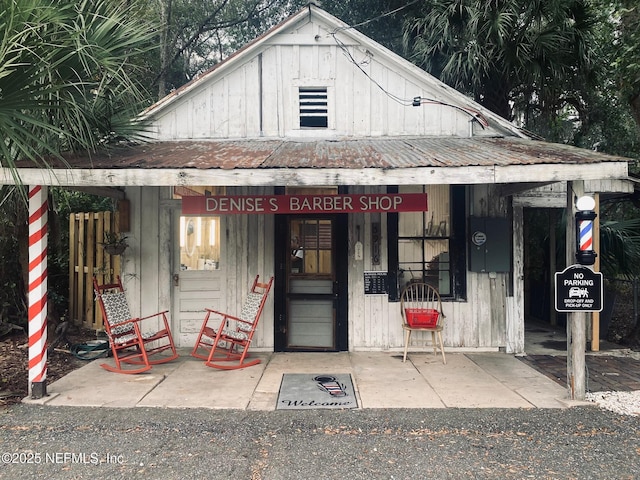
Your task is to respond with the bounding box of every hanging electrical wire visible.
[330,33,413,107]
[412,96,490,128]
[326,2,490,128]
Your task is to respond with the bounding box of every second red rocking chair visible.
[191,275,273,370]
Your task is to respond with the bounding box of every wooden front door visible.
[172,211,225,347]
[275,215,348,351]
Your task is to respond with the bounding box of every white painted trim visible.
[2,162,628,188]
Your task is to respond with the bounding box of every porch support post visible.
[591,193,601,351]
[28,185,48,398]
[566,181,587,400]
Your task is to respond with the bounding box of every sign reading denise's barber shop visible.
[182,193,428,215]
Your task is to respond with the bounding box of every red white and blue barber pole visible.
[575,196,597,266]
[28,185,48,398]
[579,216,593,251]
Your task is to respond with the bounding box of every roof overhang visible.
[1,162,629,188]
[2,137,630,188]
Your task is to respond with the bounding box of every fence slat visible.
[69,211,121,331]
[68,213,77,324]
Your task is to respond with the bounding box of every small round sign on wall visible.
[472,231,487,246]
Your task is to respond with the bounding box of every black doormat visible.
[276,374,358,410]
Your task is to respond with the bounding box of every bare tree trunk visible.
[621,2,640,130]
[630,92,640,130]
[157,0,172,99]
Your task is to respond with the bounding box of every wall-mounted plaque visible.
[364,271,388,295]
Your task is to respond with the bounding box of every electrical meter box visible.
[468,217,511,273]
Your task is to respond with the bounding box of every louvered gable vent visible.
[299,87,328,128]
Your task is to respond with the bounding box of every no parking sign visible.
[554,265,603,312]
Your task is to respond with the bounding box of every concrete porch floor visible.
[25,348,581,410]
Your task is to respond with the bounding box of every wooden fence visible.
[68,211,122,331]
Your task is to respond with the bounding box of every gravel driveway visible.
[1,404,638,479]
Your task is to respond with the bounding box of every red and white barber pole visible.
[28,185,48,398]
[575,196,597,266]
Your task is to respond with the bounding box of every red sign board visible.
[182,194,428,215]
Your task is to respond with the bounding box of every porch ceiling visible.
[3,136,630,187]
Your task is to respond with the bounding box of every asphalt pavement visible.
[3,324,639,479]
[1,404,638,479]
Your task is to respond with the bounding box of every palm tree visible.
[0,0,156,177]
[0,0,156,328]
[599,218,640,278]
[403,0,597,127]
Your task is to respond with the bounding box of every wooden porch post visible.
[591,193,601,351]
[566,181,587,400]
[28,185,48,398]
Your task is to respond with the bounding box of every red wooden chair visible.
[400,282,446,364]
[93,276,178,374]
[191,275,273,370]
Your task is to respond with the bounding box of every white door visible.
[172,211,225,347]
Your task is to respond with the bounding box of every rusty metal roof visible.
[45,136,628,171]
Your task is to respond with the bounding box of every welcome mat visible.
[276,374,358,410]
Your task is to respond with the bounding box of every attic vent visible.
[299,87,328,128]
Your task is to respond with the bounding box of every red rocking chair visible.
[93,276,179,374]
[191,275,273,370]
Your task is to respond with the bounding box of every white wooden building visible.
[5,4,633,356]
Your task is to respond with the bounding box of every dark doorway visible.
[523,208,564,326]
[274,214,348,351]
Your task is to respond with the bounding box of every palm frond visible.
[0,0,157,177]
[600,218,640,278]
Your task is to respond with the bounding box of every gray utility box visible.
[468,217,511,273]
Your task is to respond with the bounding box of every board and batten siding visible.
[149,21,476,140]
[222,186,276,350]
[349,184,516,352]
[347,186,390,350]
[117,187,169,336]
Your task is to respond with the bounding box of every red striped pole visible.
[28,185,48,398]
[579,218,593,251]
[575,210,597,266]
